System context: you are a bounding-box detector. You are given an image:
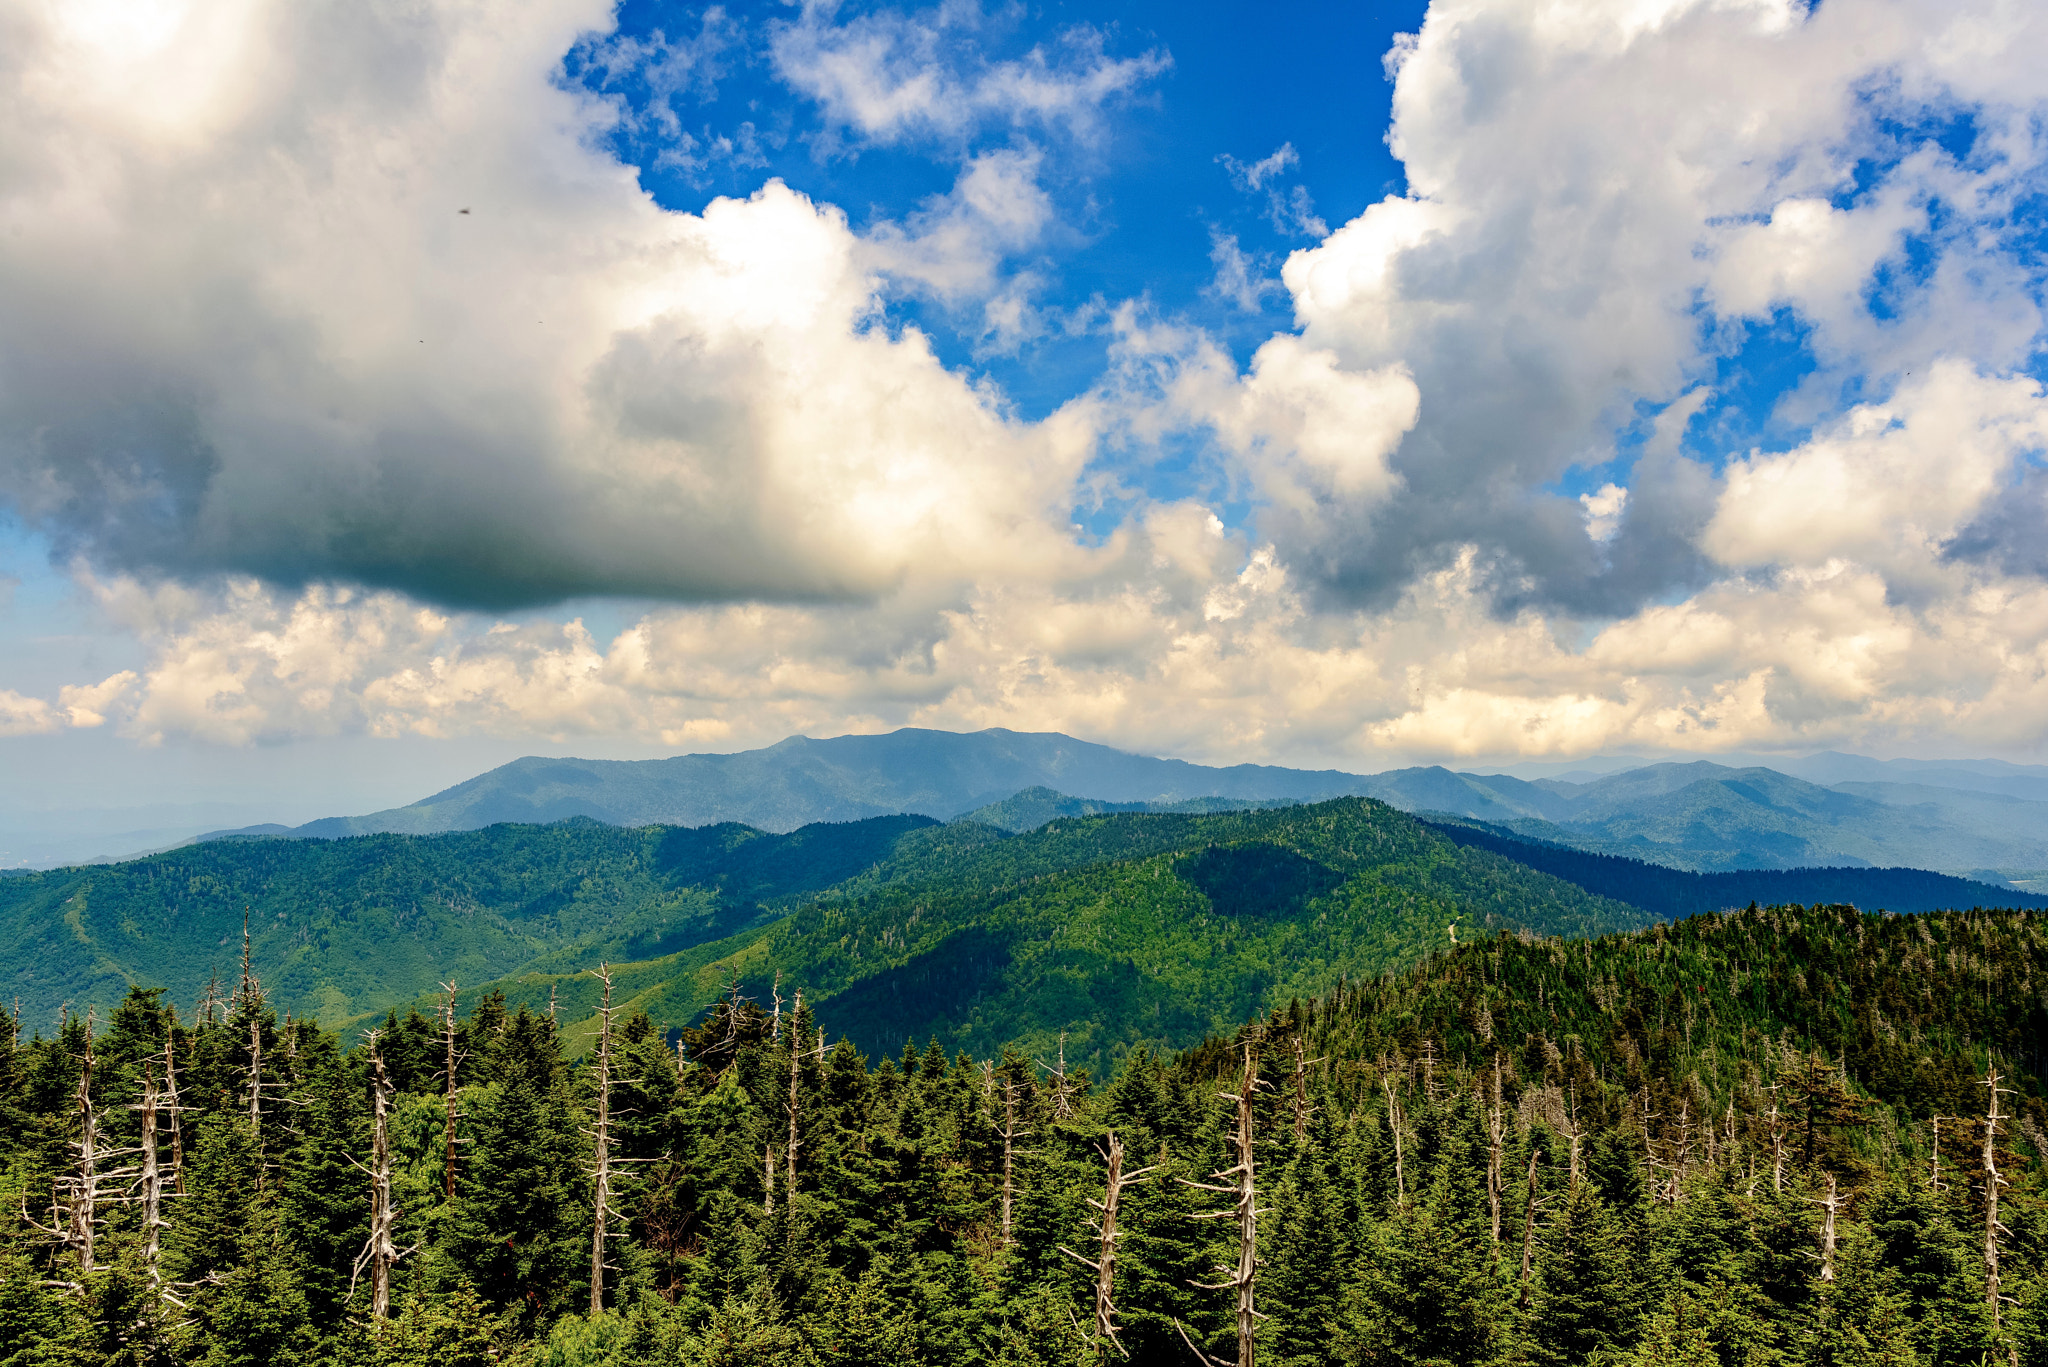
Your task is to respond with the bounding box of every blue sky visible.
[3,0,2048,859]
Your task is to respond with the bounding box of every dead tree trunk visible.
[1983,1066,2014,1327]
[353,1031,400,1318]
[1061,1129,1158,1358]
[162,1037,186,1196]
[1767,1082,1786,1193]
[1487,1056,1505,1245]
[1042,1032,1081,1121]
[1516,1149,1545,1308]
[236,917,270,1185]
[1814,1171,1839,1282]
[1566,1087,1584,1189]
[587,964,620,1315]
[1930,1116,1944,1192]
[68,1020,101,1274]
[1289,1036,1318,1144]
[1181,1041,1267,1367]
[439,981,463,1201]
[1382,1070,1406,1209]
[137,1065,166,1290]
[1000,1075,1028,1247]
[784,993,823,1204]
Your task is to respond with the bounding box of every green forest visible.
[5,898,2045,1366]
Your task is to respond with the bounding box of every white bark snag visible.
[1930,1117,1944,1192]
[1567,1087,1584,1189]
[439,981,462,1201]
[999,1075,1027,1247]
[354,1030,400,1319]
[1766,1081,1786,1193]
[1983,1066,2014,1327]
[1815,1171,1839,1282]
[68,1018,100,1274]
[1182,1041,1267,1367]
[1381,1070,1406,1209]
[1289,1036,1317,1144]
[587,964,619,1315]
[162,1037,186,1196]
[1516,1149,1545,1308]
[138,1065,166,1289]
[1061,1129,1159,1358]
[1487,1056,1505,1245]
[1041,1032,1081,1121]
[784,991,820,1204]
[236,916,269,1184]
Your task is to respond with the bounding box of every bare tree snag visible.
[67,1015,101,1273]
[439,981,464,1201]
[1983,1065,2014,1327]
[1060,1129,1158,1358]
[1930,1116,1944,1193]
[352,1030,401,1319]
[587,964,623,1315]
[1767,1080,1787,1193]
[1516,1148,1547,1308]
[1041,1032,1081,1121]
[1566,1086,1584,1189]
[1289,1036,1321,1144]
[1181,1040,1268,1367]
[1487,1055,1505,1244]
[1000,1074,1029,1247]
[1814,1171,1839,1282]
[785,991,823,1202]
[162,1037,185,1196]
[1381,1069,1406,1209]
[136,1065,167,1291]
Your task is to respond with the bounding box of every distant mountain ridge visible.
[204,729,1384,840]
[192,727,2048,878]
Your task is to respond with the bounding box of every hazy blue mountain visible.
[1450,762,2048,874]
[201,728,1384,841]
[185,729,2048,877]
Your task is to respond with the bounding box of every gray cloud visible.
[1261,0,2048,619]
[0,0,1091,610]
[1943,466,2048,579]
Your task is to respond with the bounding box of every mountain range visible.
[191,727,2048,881]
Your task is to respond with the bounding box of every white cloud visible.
[34,509,2048,765]
[1580,485,1627,543]
[1219,143,1327,238]
[769,1,1167,153]
[0,690,61,738]
[1204,232,1282,313]
[7,0,2048,770]
[1704,363,2048,574]
[0,0,1099,610]
[1273,0,2048,613]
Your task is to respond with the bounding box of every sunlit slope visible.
[0,815,941,1030]
[425,799,1652,1074]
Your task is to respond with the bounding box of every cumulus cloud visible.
[769,1,1168,154]
[1273,0,2048,615]
[0,0,1100,610]
[1704,364,2048,578]
[6,0,2048,768]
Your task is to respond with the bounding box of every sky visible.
[3,0,2048,849]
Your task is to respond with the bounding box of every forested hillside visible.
[1424,819,2048,916]
[386,800,1651,1076]
[4,903,2043,1366]
[0,815,945,1030]
[0,801,1646,1063]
